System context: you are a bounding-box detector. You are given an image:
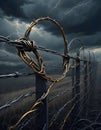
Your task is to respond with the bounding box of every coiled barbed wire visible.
[0,17,94,130]
[6,17,70,130]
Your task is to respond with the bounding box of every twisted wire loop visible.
[9,17,70,130]
[16,16,70,82]
[24,16,68,54]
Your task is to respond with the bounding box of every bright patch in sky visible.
[92,48,101,53]
[92,47,101,62]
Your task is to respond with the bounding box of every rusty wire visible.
[0,17,94,130]
[7,17,70,130]
[16,17,69,81]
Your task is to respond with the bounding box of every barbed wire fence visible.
[0,17,100,130]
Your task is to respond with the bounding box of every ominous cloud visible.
[0,0,101,74]
[0,0,30,20]
[0,0,101,35]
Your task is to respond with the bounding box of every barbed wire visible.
[0,72,35,79]
[49,95,77,128]
[8,65,70,130]
[81,122,101,130]
[0,17,96,130]
[0,60,94,130]
[5,18,70,130]
[49,70,93,128]
[49,64,93,128]
[15,67,95,130]
[0,91,35,111]
[48,84,72,103]
[70,75,95,129]
[0,59,93,129]
[0,64,89,112]
[59,82,91,130]
[0,61,94,129]
[18,117,33,130]
[60,66,96,130]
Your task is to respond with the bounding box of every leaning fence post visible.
[35,73,48,130]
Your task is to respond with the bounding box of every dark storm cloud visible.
[43,0,101,35]
[0,0,101,35]
[57,0,82,9]
[0,0,100,48]
[62,0,101,35]
[0,18,17,36]
[28,0,101,36]
[0,0,32,20]
[0,0,101,74]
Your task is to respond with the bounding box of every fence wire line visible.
[0,65,92,111]
[0,59,94,129]
[49,94,78,127]
[94,110,101,122]
[17,108,44,130]
[59,104,76,130]
[0,65,90,110]
[0,91,35,111]
[49,72,93,128]
[70,73,96,129]
[0,72,35,79]
[0,60,92,110]
[60,66,96,130]
[59,80,92,130]
[17,117,33,130]
[0,61,94,129]
[48,87,72,103]
[74,112,101,130]
[0,61,91,79]
[0,17,96,130]
[49,66,93,105]
[0,36,92,63]
[81,122,101,130]
[8,64,70,130]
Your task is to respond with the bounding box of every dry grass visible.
[0,76,73,130]
[0,87,35,105]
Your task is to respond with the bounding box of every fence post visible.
[83,59,88,117]
[68,59,75,128]
[35,73,48,130]
[72,60,75,88]
[75,53,80,106]
[75,52,80,111]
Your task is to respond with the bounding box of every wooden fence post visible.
[75,52,80,111]
[88,56,92,92]
[75,53,80,106]
[84,60,88,117]
[68,59,75,128]
[72,60,75,87]
[35,73,48,130]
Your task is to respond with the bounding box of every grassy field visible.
[0,68,99,130]
[0,87,35,130]
[0,76,73,130]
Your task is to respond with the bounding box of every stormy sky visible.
[0,0,101,74]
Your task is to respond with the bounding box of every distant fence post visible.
[35,73,48,130]
[68,59,75,128]
[75,52,80,110]
[83,59,88,117]
[72,59,75,87]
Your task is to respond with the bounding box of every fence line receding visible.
[0,17,99,130]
